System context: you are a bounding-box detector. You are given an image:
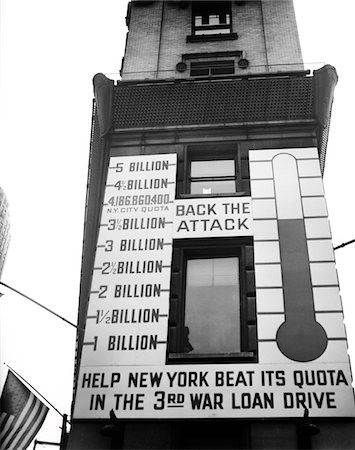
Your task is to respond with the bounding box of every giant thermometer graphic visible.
[273,154,328,362]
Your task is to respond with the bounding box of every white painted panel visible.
[302,197,328,217]
[257,314,284,340]
[253,220,279,240]
[81,153,177,368]
[258,342,294,364]
[249,161,273,179]
[305,218,331,238]
[273,154,303,219]
[297,159,322,177]
[249,147,318,161]
[252,199,277,219]
[259,341,350,364]
[256,288,284,313]
[74,362,355,419]
[310,262,339,286]
[313,287,342,311]
[255,264,283,287]
[316,313,346,339]
[313,340,350,363]
[307,240,335,262]
[254,241,280,263]
[300,178,324,196]
[250,179,275,198]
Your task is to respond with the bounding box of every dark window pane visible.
[191,61,235,76]
[190,66,210,76]
[211,61,234,75]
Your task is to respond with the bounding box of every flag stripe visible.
[0,413,15,441]
[8,394,48,450]
[5,395,39,449]
[9,402,47,450]
[12,400,47,449]
[15,403,48,450]
[2,393,35,449]
[1,393,37,449]
[0,371,49,450]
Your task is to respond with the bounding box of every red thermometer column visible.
[273,154,327,362]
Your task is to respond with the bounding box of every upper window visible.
[190,60,235,77]
[193,1,232,36]
[189,159,237,195]
[175,144,250,199]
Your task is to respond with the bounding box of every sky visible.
[0,0,354,447]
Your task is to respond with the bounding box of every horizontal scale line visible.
[252,218,277,221]
[256,286,283,289]
[327,337,347,341]
[301,195,324,199]
[254,262,281,265]
[252,197,275,200]
[254,239,279,242]
[312,284,339,288]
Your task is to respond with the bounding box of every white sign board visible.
[173,197,253,238]
[81,154,177,366]
[75,152,355,420]
[74,363,355,419]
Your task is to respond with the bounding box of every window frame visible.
[190,59,235,77]
[180,144,250,198]
[192,1,233,37]
[188,156,239,196]
[187,1,238,43]
[168,237,256,364]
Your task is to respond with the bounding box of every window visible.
[189,158,237,195]
[174,144,250,198]
[190,60,235,77]
[187,1,237,42]
[185,256,240,354]
[168,238,256,363]
[193,1,232,36]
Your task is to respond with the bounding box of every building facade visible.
[0,188,10,279]
[67,1,355,448]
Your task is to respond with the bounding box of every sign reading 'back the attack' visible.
[173,197,253,238]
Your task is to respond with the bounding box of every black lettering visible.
[89,394,106,411]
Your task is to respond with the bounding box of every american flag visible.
[0,371,49,449]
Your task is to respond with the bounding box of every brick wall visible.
[261,0,304,71]
[123,1,164,79]
[122,0,304,81]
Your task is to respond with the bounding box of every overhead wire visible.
[0,281,79,330]
[334,239,355,251]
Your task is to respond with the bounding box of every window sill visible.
[168,352,256,364]
[187,33,238,43]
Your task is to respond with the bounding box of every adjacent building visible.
[67,1,355,448]
[0,188,10,279]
